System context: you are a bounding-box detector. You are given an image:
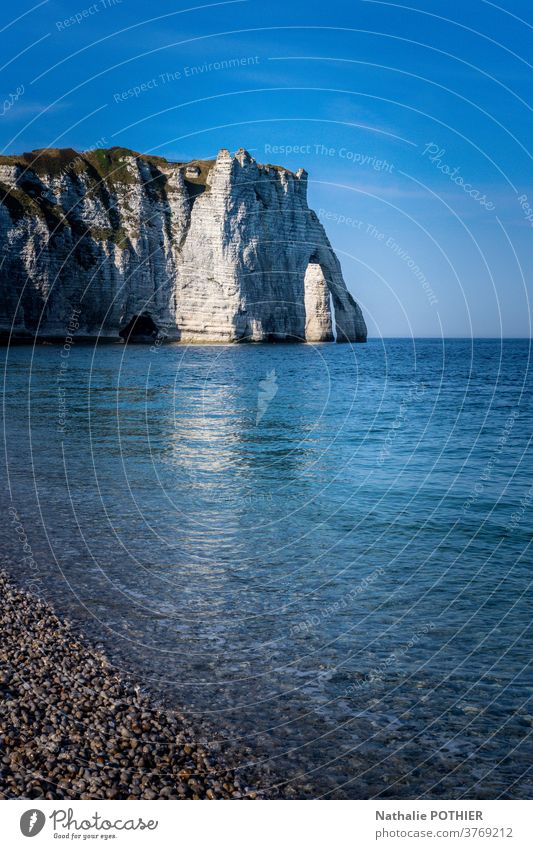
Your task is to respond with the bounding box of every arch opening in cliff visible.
[304,253,366,343]
[303,261,335,343]
[119,312,159,343]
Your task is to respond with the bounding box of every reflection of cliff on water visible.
[155,345,337,516]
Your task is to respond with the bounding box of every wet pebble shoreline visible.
[0,571,280,800]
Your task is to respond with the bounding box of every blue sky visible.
[1,0,531,337]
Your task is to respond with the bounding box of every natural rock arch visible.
[303,250,366,343]
[304,262,334,342]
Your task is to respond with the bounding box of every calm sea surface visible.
[2,338,532,798]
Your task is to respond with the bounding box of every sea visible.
[1,337,531,798]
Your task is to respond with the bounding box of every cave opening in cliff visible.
[119,313,159,343]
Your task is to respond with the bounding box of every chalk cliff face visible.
[0,146,366,343]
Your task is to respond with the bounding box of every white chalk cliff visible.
[0,146,366,343]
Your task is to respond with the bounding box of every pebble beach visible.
[0,571,277,800]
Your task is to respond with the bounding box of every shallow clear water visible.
[2,338,532,798]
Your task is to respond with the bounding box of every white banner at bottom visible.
[2,799,531,849]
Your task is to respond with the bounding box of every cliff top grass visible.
[0,147,293,223]
[179,159,216,186]
[260,163,294,174]
[0,147,293,181]
[0,147,217,180]
[0,146,167,170]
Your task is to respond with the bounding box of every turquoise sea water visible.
[1,338,532,798]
